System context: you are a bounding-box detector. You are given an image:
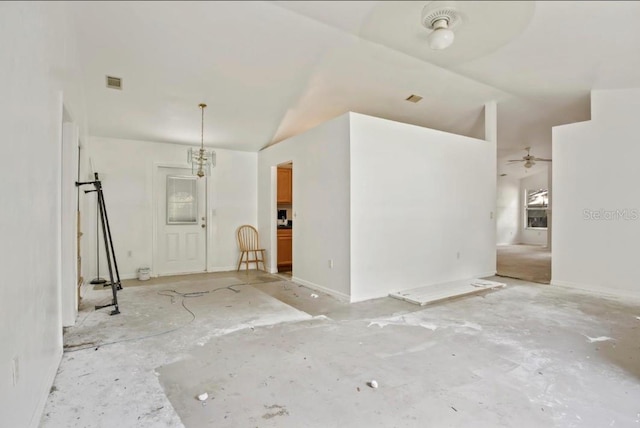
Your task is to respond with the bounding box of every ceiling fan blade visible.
[533,158,552,162]
[507,159,523,162]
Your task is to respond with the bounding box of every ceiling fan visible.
[507,147,551,169]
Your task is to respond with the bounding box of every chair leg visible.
[259,250,266,272]
[255,250,261,272]
[237,251,244,271]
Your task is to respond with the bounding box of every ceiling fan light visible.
[421,1,461,51]
[428,27,455,50]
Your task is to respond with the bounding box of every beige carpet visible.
[497,244,551,284]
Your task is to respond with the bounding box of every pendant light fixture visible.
[188,103,216,177]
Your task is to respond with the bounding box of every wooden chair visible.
[236,225,266,272]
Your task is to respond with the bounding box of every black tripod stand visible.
[76,172,122,315]
[89,193,107,286]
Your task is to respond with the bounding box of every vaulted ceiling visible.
[70,1,640,177]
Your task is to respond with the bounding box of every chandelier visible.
[188,103,216,177]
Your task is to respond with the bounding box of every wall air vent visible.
[405,94,423,103]
[106,76,122,90]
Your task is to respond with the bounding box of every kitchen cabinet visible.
[277,228,292,270]
[277,167,292,204]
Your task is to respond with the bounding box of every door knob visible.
[201,224,206,228]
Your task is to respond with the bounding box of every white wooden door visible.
[156,167,207,275]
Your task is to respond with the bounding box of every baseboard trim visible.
[150,266,239,278]
[349,293,387,304]
[79,278,92,299]
[478,271,499,279]
[551,279,640,301]
[291,276,351,302]
[206,266,238,273]
[29,347,62,428]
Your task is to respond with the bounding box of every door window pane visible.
[167,176,197,224]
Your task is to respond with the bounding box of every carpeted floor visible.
[496,244,551,284]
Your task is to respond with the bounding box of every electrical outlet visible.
[456,252,460,260]
[127,250,132,257]
[490,211,494,219]
[328,259,333,269]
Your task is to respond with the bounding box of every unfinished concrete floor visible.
[497,244,552,284]
[40,271,640,427]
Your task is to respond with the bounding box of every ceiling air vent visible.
[405,94,423,103]
[106,75,122,90]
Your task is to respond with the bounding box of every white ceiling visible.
[70,1,640,177]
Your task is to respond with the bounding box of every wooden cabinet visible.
[277,228,292,270]
[276,166,293,271]
[277,167,292,204]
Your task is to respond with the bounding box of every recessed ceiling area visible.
[359,1,536,67]
[69,1,640,160]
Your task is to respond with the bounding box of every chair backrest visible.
[237,225,260,251]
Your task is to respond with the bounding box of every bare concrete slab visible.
[389,278,506,306]
[40,271,310,428]
[40,273,640,428]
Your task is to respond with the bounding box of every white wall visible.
[552,88,640,298]
[61,122,80,327]
[89,137,257,278]
[349,113,497,302]
[0,3,86,426]
[520,169,549,246]
[258,114,351,300]
[78,135,94,294]
[497,176,520,244]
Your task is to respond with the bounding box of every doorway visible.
[276,162,293,273]
[496,168,552,283]
[155,166,207,276]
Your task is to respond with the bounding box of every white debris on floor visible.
[584,335,615,343]
[367,314,438,331]
[39,272,640,428]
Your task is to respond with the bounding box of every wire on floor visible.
[63,283,255,353]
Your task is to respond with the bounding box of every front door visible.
[156,167,207,275]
